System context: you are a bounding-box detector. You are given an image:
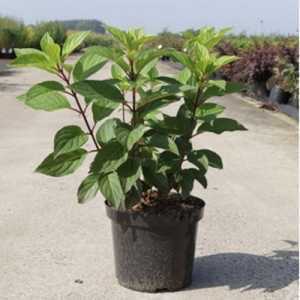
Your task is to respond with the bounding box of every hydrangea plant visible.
[12,26,246,210]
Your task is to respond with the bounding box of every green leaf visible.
[24,81,70,111]
[197,118,247,134]
[26,92,70,111]
[148,114,184,135]
[73,51,107,81]
[28,81,65,96]
[90,142,127,174]
[142,161,169,193]
[64,63,74,74]
[225,82,244,93]
[111,64,126,80]
[114,122,132,146]
[177,68,191,84]
[11,49,55,72]
[167,49,194,71]
[118,159,141,193]
[62,31,90,58]
[157,151,181,173]
[96,118,118,144]
[40,33,61,64]
[187,151,209,174]
[180,170,194,198]
[209,80,226,90]
[92,97,120,123]
[195,103,225,121]
[194,43,210,73]
[137,84,182,119]
[72,80,123,102]
[197,149,223,169]
[99,172,125,208]
[215,55,239,69]
[136,48,161,75]
[202,81,242,101]
[14,48,45,57]
[35,149,87,177]
[127,124,149,150]
[16,93,27,102]
[78,174,99,204]
[181,169,207,196]
[89,46,129,73]
[137,98,179,119]
[54,125,88,158]
[145,133,179,155]
[107,26,128,45]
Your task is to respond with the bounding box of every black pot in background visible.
[106,197,205,292]
[0,48,16,59]
[249,81,269,99]
[269,85,292,104]
[289,93,299,108]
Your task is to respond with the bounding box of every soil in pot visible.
[106,193,205,292]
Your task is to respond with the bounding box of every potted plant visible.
[12,26,246,292]
[268,58,296,104]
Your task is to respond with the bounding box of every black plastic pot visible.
[106,197,205,292]
[269,85,291,104]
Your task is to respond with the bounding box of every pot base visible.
[106,197,205,293]
[117,277,191,293]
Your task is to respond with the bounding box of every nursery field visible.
[0,58,298,299]
[1,17,298,110]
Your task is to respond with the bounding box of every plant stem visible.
[59,68,100,151]
[132,87,136,126]
[191,86,202,121]
[129,59,137,127]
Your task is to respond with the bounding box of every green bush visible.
[0,16,29,49]
[148,30,184,51]
[83,32,114,47]
[29,21,66,48]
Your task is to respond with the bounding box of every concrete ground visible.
[0,59,298,300]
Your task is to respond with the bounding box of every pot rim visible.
[105,195,206,223]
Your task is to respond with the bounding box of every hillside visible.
[59,19,106,33]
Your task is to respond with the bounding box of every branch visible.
[58,67,100,151]
[68,107,81,114]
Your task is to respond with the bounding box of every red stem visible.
[59,68,100,151]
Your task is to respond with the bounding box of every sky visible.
[0,0,298,34]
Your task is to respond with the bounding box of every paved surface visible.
[0,59,298,300]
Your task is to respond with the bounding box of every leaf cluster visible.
[12,26,247,209]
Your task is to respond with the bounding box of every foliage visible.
[83,32,114,48]
[30,21,66,48]
[12,27,247,209]
[0,16,30,48]
[148,29,184,51]
[268,58,299,94]
[220,43,279,83]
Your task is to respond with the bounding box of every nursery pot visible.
[269,85,291,104]
[106,197,205,292]
[249,81,269,99]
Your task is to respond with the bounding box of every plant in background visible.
[268,58,299,95]
[0,16,29,50]
[83,32,114,48]
[30,21,66,48]
[147,29,184,52]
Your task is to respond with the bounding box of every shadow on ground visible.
[0,82,30,93]
[191,241,298,293]
[0,69,17,76]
